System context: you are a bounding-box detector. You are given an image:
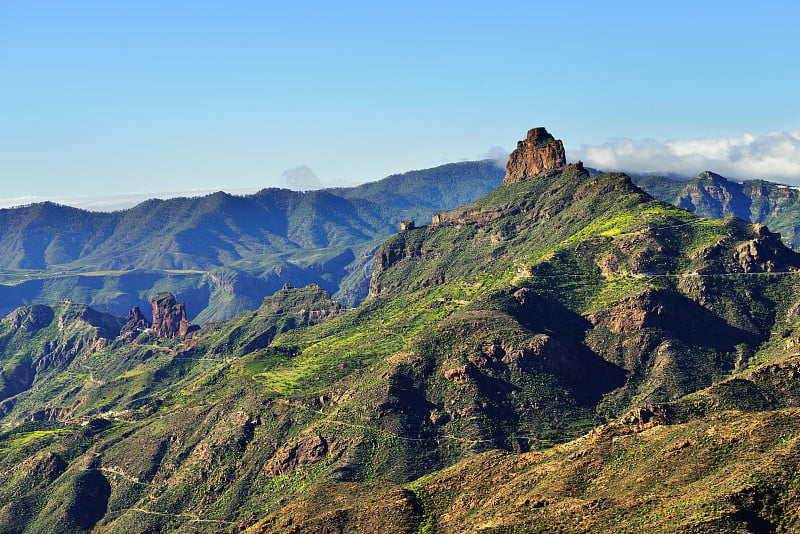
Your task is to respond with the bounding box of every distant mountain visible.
[0,190,394,272]
[332,160,505,222]
[631,171,800,249]
[0,161,504,321]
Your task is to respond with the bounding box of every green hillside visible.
[0,161,504,321]
[1,129,799,532]
[634,171,800,249]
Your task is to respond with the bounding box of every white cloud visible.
[483,146,509,169]
[569,130,800,183]
[280,165,323,191]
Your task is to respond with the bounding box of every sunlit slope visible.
[3,161,800,532]
[0,161,504,320]
[634,170,800,250]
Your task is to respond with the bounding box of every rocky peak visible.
[697,170,728,183]
[503,127,567,184]
[258,283,345,324]
[5,305,54,331]
[150,292,197,339]
[120,306,152,336]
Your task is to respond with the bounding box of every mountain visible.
[332,160,504,222]
[633,171,800,250]
[2,128,800,532]
[0,161,504,321]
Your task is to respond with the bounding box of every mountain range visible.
[0,161,504,323]
[1,128,800,532]
[633,171,800,249]
[5,147,800,332]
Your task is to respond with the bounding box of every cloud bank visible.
[281,165,323,191]
[569,130,800,183]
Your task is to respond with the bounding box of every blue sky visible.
[2,1,799,208]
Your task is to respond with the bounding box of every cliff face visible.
[0,302,125,418]
[150,292,196,339]
[736,223,796,272]
[503,127,567,184]
[431,204,515,227]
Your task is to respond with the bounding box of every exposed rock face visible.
[672,171,753,221]
[369,244,443,298]
[736,223,797,272]
[265,433,329,477]
[257,283,346,324]
[73,306,126,340]
[431,204,515,227]
[586,288,746,339]
[430,161,588,231]
[503,127,567,184]
[150,292,197,339]
[5,305,54,331]
[0,303,126,414]
[500,334,588,380]
[120,306,151,336]
[444,365,475,384]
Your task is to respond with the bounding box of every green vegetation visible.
[2,160,800,533]
[633,170,800,249]
[0,161,503,323]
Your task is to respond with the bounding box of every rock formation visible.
[5,305,53,331]
[503,127,567,184]
[120,306,152,337]
[150,292,197,339]
[258,283,346,325]
[431,204,514,227]
[735,223,797,272]
[265,433,329,477]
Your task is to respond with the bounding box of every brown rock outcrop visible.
[444,365,475,383]
[266,433,329,477]
[587,289,695,335]
[503,127,567,184]
[120,306,151,336]
[5,305,53,331]
[735,223,796,272]
[150,292,197,339]
[431,204,515,227]
[500,335,588,380]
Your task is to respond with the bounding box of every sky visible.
[1,1,799,210]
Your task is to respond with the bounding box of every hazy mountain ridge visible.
[0,161,504,321]
[5,162,800,327]
[0,190,393,272]
[2,128,799,532]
